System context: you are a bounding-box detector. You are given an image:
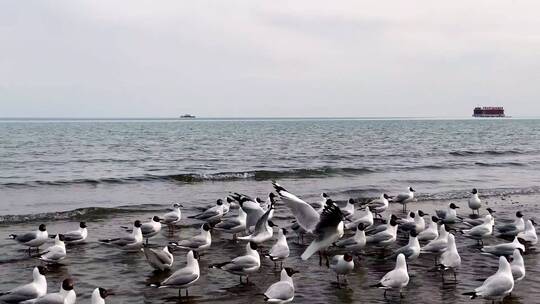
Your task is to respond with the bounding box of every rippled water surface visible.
[1,118,539,303]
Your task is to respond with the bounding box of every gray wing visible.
[146,248,173,265]
[367,231,392,243]
[436,210,447,219]
[163,270,198,287]
[177,236,206,249]
[15,232,37,243]
[394,245,415,258]
[393,193,409,203]
[32,293,64,304]
[215,218,241,229]
[0,284,39,302]
[141,224,157,235]
[63,231,83,242]
[264,281,294,301]
[223,256,259,272]
[111,235,136,246]
[335,236,357,247]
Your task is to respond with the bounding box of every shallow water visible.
[1,118,540,303]
[0,195,539,304]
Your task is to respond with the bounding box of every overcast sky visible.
[1,1,539,118]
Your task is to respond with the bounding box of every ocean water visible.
[1,118,539,303]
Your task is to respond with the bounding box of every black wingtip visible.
[370,282,383,288]
[8,234,16,239]
[462,292,477,299]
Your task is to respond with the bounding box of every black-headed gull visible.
[263,267,298,303]
[210,242,261,284]
[152,250,200,298]
[0,266,47,302]
[463,256,514,302]
[371,253,409,298]
[468,188,482,215]
[9,224,48,254]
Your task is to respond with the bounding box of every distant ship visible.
[180,114,196,119]
[473,106,505,118]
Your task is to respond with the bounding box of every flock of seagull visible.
[1,183,538,304]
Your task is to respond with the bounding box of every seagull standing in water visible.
[265,228,290,268]
[421,224,450,256]
[391,187,415,212]
[418,216,439,242]
[169,223,212,254]
[517,219,537,245]
[189,199,226,224]
[510,249,525,282]
[0,266,47,303]
[345,206,373,230]
[335,223,367,254]
[263,267,298,303]
[371,253,409,298]
[437,233,461,281]
[496,211,525,237]
[366,217,398,247]
[39,234,67,264]
[436,203,460,224]
[365,193,390,218]
[389,231,420,260]
[152,250,200,298]
[91,288,113,304]
[22,278,76,304]
[330,253,354,288]
[143,245,174,271]
[463,208,496,227]
[463,215,493,245]
[99,220,143,250]
[481,237,526,257]
[210,242,261,284]
[56,222,88,244]
[214,206,247,240]
[9,224,48,254]
[140,216,162,244]
[300,200,344,266]
[162,203,183,226]
[231,194,265,231]
[463,256,514,303]
[468,188,482,215]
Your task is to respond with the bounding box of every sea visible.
[0,118,539,303]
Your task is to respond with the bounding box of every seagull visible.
[231,193,265,231]
[39,234,67,264]
[468,188,482,215]
[366,217,398,247]
[99,220,143,250]
[345,206,373,230]
[310,192,330,213]
[481,237,526,257]
[435,203,460,224]
[330,253,354,288]
[389,231,420,260]
[510,249,525,282]
[340,199,356,219]
[263,267,298,303]
[143,245,174,271]
[421,224,450,254]
[300,200,344,265]
[151,250,200,298]
[169,223,212,253]
[517,219,537,245]
[0,266,47,303]
[463,256,514,302]
[238,201,276,244]
[365,214,398,235]
[371,253,409,298]
[22,278,76,304]
[214,206,247,240]
[53,222,88,244]
[335,223,366,253]
[437,233,461,281]
[364,193,390,218]
[91,288,114,304]
[463,215,493,245]
[496,211,525,237]
[265,228,290,268]
[140,216,162,243]
[391,187,415,212]
[272,182,320,234]
[400,210,427,233]
[188,199,225,224]
[9,224,49,254]
[210,242,261,284]
[463,208,496,227]
[417,216,439,242]
[162,203,183,226]
[257,193,277,220]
